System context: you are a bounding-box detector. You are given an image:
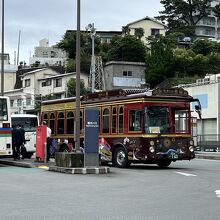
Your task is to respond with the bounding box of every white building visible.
[124,16,167,44]
[179,73,220,138]
[0,53,17,92]
[5,68,89,114]
[29,38,68,66]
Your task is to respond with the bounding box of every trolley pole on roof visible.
[1,0,4,96]
[75,0,81,151]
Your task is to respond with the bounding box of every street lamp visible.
[86,23,96,93]
[1,0,4,96]
[75,0,81,152]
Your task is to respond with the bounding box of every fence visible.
[196,134,220,152]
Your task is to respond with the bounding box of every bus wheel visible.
[113,147,129,168]
[157,160,171,168]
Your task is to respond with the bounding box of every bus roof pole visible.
[75,0,81,152]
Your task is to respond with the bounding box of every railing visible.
[196,134,220,152]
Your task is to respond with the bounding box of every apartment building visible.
[29,38,68,66]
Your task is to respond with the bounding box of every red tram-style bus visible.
[41,88,201,168]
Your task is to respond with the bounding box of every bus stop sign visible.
[84,108,99,166]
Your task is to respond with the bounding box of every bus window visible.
[144,106,170,134]
[50,113,55,134]
[118,106,124,133]
[43,113,48,125]
[0,98,8,120]
[129,110,142,132]
[67,111,74,134]
[58,112,65,134]
[102,108,110,133]
[174,110,189,133]
[112,107,117,133]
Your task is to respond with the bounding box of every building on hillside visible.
[29,38,68,66]
[5,68,89,114]
[0,53,17,92]
[178,73,220,141]
[104,61,146,90]
[65,30,122,44]
[194,0,220,40]
[123,16,167,44]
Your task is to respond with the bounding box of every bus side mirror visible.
[195,105,202,119]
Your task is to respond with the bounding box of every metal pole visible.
[75,0,81,151]
[1,0,4,96]
[91,31,95,93]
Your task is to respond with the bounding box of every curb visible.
[49,166,110,174]
[0,159,36,168]
[195,154,220,160]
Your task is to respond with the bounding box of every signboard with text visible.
[84,108,99,153]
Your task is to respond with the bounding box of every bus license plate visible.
[169,153,178,159]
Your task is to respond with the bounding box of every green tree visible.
[191,39,215,55]
[145,35,175,88]
[106,35,146,62]
[157,0,211,36]
[67,78,88,97]
[134,28,145,40]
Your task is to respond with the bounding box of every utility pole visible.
[17,30,21,66]
[75,0,81,151]
[1,0,4,96]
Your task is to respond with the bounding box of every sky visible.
[3,0,163,65]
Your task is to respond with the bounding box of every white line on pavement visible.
[175,172,197,177]
[215,190,220,198]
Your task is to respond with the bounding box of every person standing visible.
[18,124,26,159]
[43,121,52,162]
[12,125,24,160]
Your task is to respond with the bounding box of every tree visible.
[57,30,101,73]
[66,78,88,97]
[145,35,175,88]
[157,0,211,36]
[106,35,146,62]
[122,26,130,35]
[134,28,144,40]
[191,39,215,56]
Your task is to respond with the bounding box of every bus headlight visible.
[150,140,154,146]
[189,140,194,146]
[189,146,194,152]
[149,146,155,153]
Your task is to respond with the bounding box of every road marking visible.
[215,190,220,198]
[38,165,49,170]
[175,172,197,177]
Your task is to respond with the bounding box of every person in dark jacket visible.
[18,124,26,159]
[12,125,25,160]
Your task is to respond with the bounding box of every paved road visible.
[0,159,220,220]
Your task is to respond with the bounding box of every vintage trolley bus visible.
[41,88,201,168]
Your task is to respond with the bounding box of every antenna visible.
[17,30,21,65]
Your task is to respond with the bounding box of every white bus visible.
[11,114,39,158]
[0,96,12,156]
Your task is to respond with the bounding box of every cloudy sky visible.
[3,0,163,64]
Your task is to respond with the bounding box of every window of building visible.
[55,94,62,99]
[57,112,65,134]
[123,70,132,77]
[25,79,31,87]
[42,80,51,87]
[55,78,62,87]
[10,100,14,107]
[102,108,110,133]
[26,98,31,106]
[17,99,22,107]
[151,29,160,36]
